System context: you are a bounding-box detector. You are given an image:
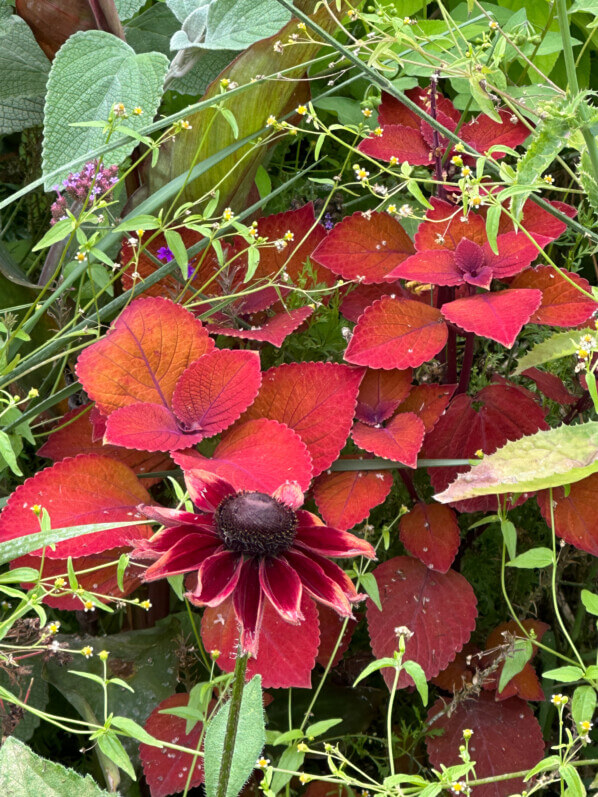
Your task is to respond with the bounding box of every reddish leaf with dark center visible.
[399,502,460,573]
[37,405,173,486]
[311,211,414,284]
[396,384,456,432]
[172,419,313,492]
[424,385,548,512]
[315,603,355,667]
[140,693,204,796]
[345,297,448,369]
[352,413,425,468]
[521,368,578,406]
[482,619,549,702]
[202,595,319,688]
[206,306,313,347]
[76,297,213,415]
[426,694,544,797]
[510,266,597,327]
[312,469,393,530]
[0,454,153,557]
[11,549,141,610]
[537,474,598,556]
[368,556,477,689]
[103,403,204,453]
[241,362,364,477]
[414,198,487,251]
[355,367,413,425]
[441,289,542,348]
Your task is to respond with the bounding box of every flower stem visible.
[215,648,249,797]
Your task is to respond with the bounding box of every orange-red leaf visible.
[312,469,392,530]
[399,502,460,573]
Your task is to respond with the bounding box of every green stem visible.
[215,649,249,797]
[386,663,401,777]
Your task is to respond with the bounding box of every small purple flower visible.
[323,212,334,231]
[156,246,174,263]
[50,161,120,222]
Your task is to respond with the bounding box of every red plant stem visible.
[399,470,419,503]
[429,74,447,202]
[446,327,457,384]
[456,333,475,394]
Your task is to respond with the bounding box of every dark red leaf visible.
[426,693,544,797]
[206,306,313,347]
[521,368,577,406]
[499,199,577,246]
[396,384,456,432]
[510,266,596,327]
[345,297,448,369]
[315,603,355,667]
[358,125,432,165]
[241,362,364,477]
[414,199,487,251]
[312,469,393,530]
[482,619,548,702]
[352,413,425,468]
[0,454,153,557]
[140,693,204,796]
[537,474,598,556]
[355,367,413,425]
[339,284,399,323]
[431,644,478,693]
[311,211,414,284]
[367,556,477,689]
[441,289,542,348]
[399,502,460,573]
[202,595,319,688]
[460,110,529,157]
[172,418,313,492]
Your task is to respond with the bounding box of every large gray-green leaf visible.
[125,4,180,55]
[42,31,168,188]
[170,50,235,96]
[0,14,50,134]
[0,737,109,796]
[204,675,265,797]
[435,422,598,502]
[114,0,148,22]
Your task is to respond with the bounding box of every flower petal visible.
[233,558,264,655]
[272,481,304,510]
[135,523,216,556]
[308,550,364,603]
[183,469,236,513]
[190,550,243,606]
[138,504,210,528]
[144,534,221,580]
[259,557,304,623]
[294,525,376,559]
[284,549,353,617]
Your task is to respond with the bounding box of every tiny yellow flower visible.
[28,388,39,398]
[283,230,295,241]
[455,143,465,153]
[220,78,231,88]
[48,621,61,634]
[489,19,499,30]
[551,693,567,706]
[361,108,373,118]
[403,16,414,24]
[132,106,143,116]
[54,577,66,588]
[222,207,234,222]
[580,720,593,732]
[210,648,221,659]
[75,252,87,262]
[355,167,370,182]
[297,742,309,752]
[31,504,42,516]
[297,21,306,30]
[140,599,152,610]
[99,649,109,661]
[256,757,270,769]
[461,166,472,177]
[266,115,277,127]
[248,227,258,238]
[296,105,308,115]
[389,155,399,165]
[469,196,484,208]
[543,174,555,184]
[347,8,357,17]
[451,155,463,167]
[83,600,95,612]
[578,348,590,360]
[475,449,484,458]
[82,645,94,659]
[299,773,311,784]
[373,126,384,137]
[462,728,473,740]
[113,102,126,117]
[180,120,192,130]
[387,204,397,214]
[451,783,469,795]
[136,229,145,238]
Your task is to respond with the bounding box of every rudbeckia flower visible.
[133,470,376,654]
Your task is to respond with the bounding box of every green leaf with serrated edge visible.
[0,737,109,796]
[0,520,147,566]
[403,660,428,705]
[305,718,342,738]
[111,715,161,746]
[525,756,561,780]
[581,589,598,616]
[114,0,148,21]
[498,638,533,693]
[514,329,589,375]
[97,731,136,780]
[559,763,586,797]
[42,31,168,189]
[543,665,585,683]
[353,657,398,686]
[204,675,265,797]
[270,747,305,794]
[435,423,598,502]
[500,519,517,560]
[360,571,382,611]
[0,15,50,135]
[507,548,554,569]
[571,686,597,726]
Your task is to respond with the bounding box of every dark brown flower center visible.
[214,492,297,556]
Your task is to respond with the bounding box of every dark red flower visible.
[358,86,529,166]
[133,471,375,654]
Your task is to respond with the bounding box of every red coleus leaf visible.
[37,405,174,486]
[202,595,319,688]
[459,109,529,157]
[426,694,544,797]
[367,556,477,689]
[206,306,313,347]
[241,362,364,477]
[172,419,313,493]
[11,549,141,610]
[315,603,355,667]
[399,502,460,573]
[339,284,399,323]
[358,124,433,165]
[396,384,456,432]
[441,289,542,348]
[431,644,478,693]
[0,454,153,557]
[424,384,549,513]
[537,473,598,556]
[510,266,596,327]
[312,469,393,530]
[345,297,448,369]
[521,368,578,406]
[482,619,549,702]
[414,198,487,251]
[499,198,577,246]
[352,413,425,468]
[355,367,413,425]
[311,211,414,284]
[103,348,262,453]
[140,693,204,796]
[76,297,213,416]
